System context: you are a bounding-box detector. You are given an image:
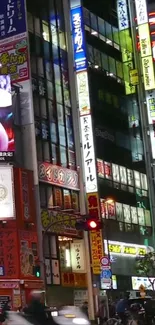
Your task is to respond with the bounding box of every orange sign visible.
[0,230,19,278]
[90,230,104,274]
[61,273,87,287]
[87,193,100,219]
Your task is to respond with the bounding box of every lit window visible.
[42,22,50,42]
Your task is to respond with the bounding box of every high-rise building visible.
[70,0,155,295]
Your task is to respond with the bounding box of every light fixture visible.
[94,65,99,69]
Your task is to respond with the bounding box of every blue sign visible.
[71,6,87,72]
[0,0,27,41]
[101,269,112,279]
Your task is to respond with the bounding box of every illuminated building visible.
[70,0,155,294]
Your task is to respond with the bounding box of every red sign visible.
[100,256,110,267]
[0,230,19,278]
[38,162,79,190]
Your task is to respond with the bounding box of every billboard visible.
[0,166,15,219]
[0,0,33,127]
[71,6,87,72]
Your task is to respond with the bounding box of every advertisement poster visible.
[0,166,15,220]
[19,231,38,278]
[0,230,19,278]
[90,230,104,274]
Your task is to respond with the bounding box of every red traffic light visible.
[87,220,98,229]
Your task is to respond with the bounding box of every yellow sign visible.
[142,56,155,91]
[130,69,139,85]
[139,23,152,58]
[90,230,104,274]
[109,243,146,256]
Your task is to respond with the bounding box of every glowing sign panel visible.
[135,0,148,25]
[142,56,155,90]
[138,24,152,57]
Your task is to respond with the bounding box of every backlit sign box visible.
[138,24,152,57]
[71,6,87,72]
[117,0,129,31]
[135,0,148,25]
[142,56,155,91]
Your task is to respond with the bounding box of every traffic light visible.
[33,265,41,278]
[75,217,103,231]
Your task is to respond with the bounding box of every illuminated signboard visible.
[71,6,87,72]
[138,24,152,57]
[132,276,155,290]
[104,240,148,256]
[146,90,155,123]
[135,0,148,25]
[0,166,15,220]
[142,56,155,91]
[117,0,129,31]
[77,71,90,115]
[80,115,97,193]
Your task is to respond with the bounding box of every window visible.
[98,17,105,36]
[27,12,34,33]
[105,21,112,41]
[47,186,53,209]
[35,17,41,36]
[47,81,53,100]
[51,144,59,165]
[63,189,72,210]
[43,142,50,161]
[40,98,47,118]
[36,140,43,161]
[50,122,58,144]
[59,125,66,146]
[83,7,90,26]
[39,185,46,207]
[87,45,94,64]
[109,57,116,75]
[31,56,37,74]
[72,191,79,212]
[90,12,98,31]
[94,49,101,67]
[42,22,50,42]
[54,187,63,207]
[37,57,44,76]
[33,96,40,116]
[60,146,67,167]
[101,53,109,71]
[57,104,64,125]
[45,61,53,81]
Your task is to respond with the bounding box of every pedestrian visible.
[97,300,108,325]
[116,293,129,324]
[81,301,88,318]
[23,290,47,325]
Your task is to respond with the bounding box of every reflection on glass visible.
[42,22,50,42]
[144,210,151,227]
[123,204,131,223]
[127,169,134,186]
[120,166,127,184]
[138,207,145,226]
[60,146,67,167]
[134,171,141,188]
[116,202,123,221]
[131,206,138,224]
[112,164,120,183]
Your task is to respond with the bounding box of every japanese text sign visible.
[90,230,104,274]
[0,0,27,43]
[38,162,79,191]
[71,6,87,72]
[70,240,86,273]
[41,210,82,237]
[0,230,19,278]
[0,37,29,83]
[146,90,155,124]
[142,56,155,91]
[77,71,90,115]
[87,193,100,219]
[108,241,146,256]
[117,0,129,31]
[80,115,97,193]
[61,272,87,287]
[135,0,148,25]
[138,24,151,58]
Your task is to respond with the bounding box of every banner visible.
[0,0,34,126]
[0,230,19,278]
[90,230,104,274]
[19,231,38,278]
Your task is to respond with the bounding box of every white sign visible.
[132,276,155,290]
[0,166,15,219]
[135,0,148,25]
[142,56,155,91]
[100,256,110,267]
[77,71,90,116]
[138,23,152,57]
[51,259,60,285]
[71,240,86,273]
[146,89,155,124]
[117,0,129,30]
[80,114,98,193]
[150,129,155,159]
[45,259,51,285]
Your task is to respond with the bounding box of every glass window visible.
[116,202,123,221]
[98,17,105,36]
[116,61,123,79]
[43,142,50,161]
[31,56,36,74]
[112,26,120,45]
[48,100,56,122]
[123,204,131,223]
[68,150,76,168]
[94,49,101,67]
[40,98,47,118]
[51,144,59,165]
[35,17,41,36]
[60,146,67,167]
[47,186,53,209]
[63,189,72,210]
[127,169,134,186]
[112,164,120,182]
[51,24,58,46]
[57,104,64,125]
[101,53,109,71]
[59,125,66,146]
[39,185,46,207]
[141,173,148,190]
[54,64,61,85]
[42,120,49,140]
[33,95,40,116]
[145,210,151,227]
[66,115,74,150]
[27,12,34,33]
[105,21,112,41]
[138,207,145,226]
[109,57,116,75]
[87,45,94,64]
[36,139,43,160]
[43,22,50,42]
[90,12,98,31]
[54,187,63,208]
[131,206,138,224]
[120,166,127,184]
[72,191,79,212]
[83,7,90,26]
[45,61,53,81]
[47,81,53,100]
[134,171,141,188]
[44,235,50,256]
[50,122,58,144]
[37,57,44,76]
[55,84,63,103]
